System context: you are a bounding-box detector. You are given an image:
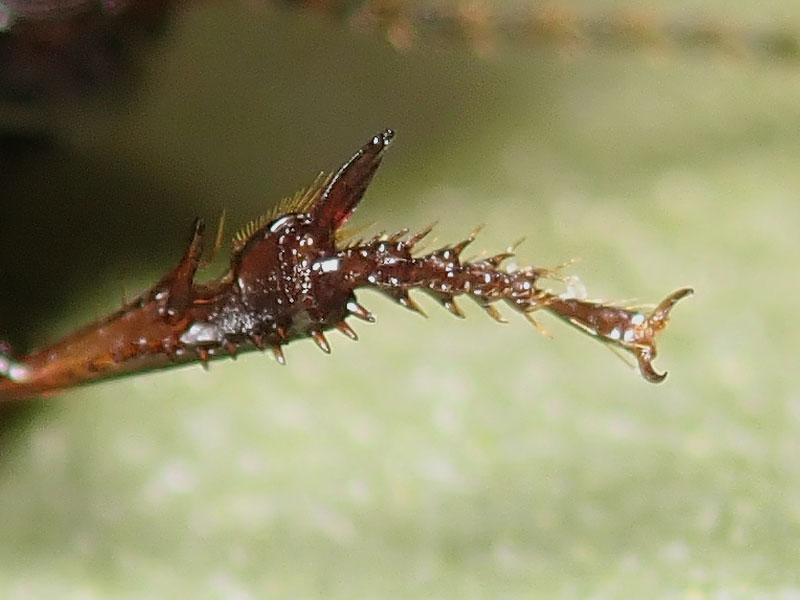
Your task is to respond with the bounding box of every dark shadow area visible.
[0,140,206,352]
[0,1,186,350]
[0,137,204,446]
[0,0,171,103]
[0,4,184,433]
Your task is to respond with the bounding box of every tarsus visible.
[343,226,692,383]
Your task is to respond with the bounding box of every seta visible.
[0,130,692,401]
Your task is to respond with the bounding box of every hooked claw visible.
[633,287,694,383]
[635,346,667,383]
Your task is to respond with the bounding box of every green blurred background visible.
[1,1,799,597]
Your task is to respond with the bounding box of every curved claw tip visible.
[635,347,667,383]
[635,287,693,383]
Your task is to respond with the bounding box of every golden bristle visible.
[232,172,332,253]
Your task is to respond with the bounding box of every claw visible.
[631,287,693,383]
[544,286,692,383]
[635,346,667,383]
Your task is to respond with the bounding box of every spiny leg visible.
[345,222,691,383]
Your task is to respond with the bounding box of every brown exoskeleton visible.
[0,130,691,401]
